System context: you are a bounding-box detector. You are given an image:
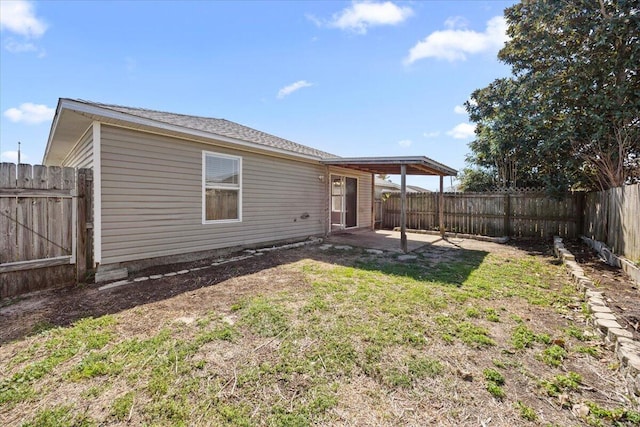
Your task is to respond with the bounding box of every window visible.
[203,151,241,223]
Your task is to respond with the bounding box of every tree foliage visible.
[457,167,497,192]
[463,0,639,193]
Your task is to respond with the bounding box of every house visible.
[374,177,432,199]
[44,99,456,281]
[407,185,431,193]
[374,177,401,198]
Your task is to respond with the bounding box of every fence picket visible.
[381,185,639,260]
[1,163,92,298]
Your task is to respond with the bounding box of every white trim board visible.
[93,121,102,265]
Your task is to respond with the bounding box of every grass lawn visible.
[1,242,638,426]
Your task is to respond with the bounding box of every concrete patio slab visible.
[326,229,444,253]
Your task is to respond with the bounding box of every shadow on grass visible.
[354,248,489,287]
[2,242,489,344]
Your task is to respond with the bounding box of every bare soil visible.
[1,237,639,426]
[0,250,306,345]
[0,237,536,345]
[564,238,640,341]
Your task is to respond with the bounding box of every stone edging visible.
[97,237,323,291]
[553,236,640,397]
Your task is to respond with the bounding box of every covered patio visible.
[322,156,457,252]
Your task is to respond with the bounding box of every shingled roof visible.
[74,99,337,160]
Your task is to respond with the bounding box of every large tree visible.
[462,0,639,193]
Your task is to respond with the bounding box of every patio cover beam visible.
[401,164,407,253]
[321,156,457,177]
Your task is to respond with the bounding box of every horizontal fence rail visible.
[1,163,92,298]
[1,163,75,264]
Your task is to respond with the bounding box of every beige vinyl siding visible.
[99,125,327,265]
[328,166,372,229]
[61,128,93,168]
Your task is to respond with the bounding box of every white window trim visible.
[202,150,242,224]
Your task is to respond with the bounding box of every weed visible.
[574,345,600,357]
[455,322,495,347]
[22,405,94,427]
[30,320,56,335]
[407,356,444,379]
[81,386,105,399]
[565,325,590,341]
[484,308,500,322]
[484,368,505,399]
[68,352,121,381]
[1,317,116,406]
[486,381,505,398]
[111,392,135,421]
[216,403,252,426]
[465,307,481,318]
[384,369,412,388]
[2,244,624,426]
[516,401,537,421]
[492,359,506,369]
[584,401,640,426]
[540,372,582,396]
[511,325,550,349]
[483,368,505,385]
[146,396,190,425]
[539,345,567,367]
[238,296,289,337]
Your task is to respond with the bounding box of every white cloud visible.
[447,123,476,139]
[405,16,508,64]
[327,1,413,34]
[4,37,36,52]
[444,16,468,30]
[423,131,440,138]
[1,151,28,163]
[0,0,47,38]
[398,139,412,147]
[454,105,466,114]
[4,102,55,124]
[277,80,314,99]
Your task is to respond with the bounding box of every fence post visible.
[439,176,445,237]
[76,169,87,282]
[503,192,511,237]
[575,192,585,237]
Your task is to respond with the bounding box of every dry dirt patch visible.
[1,241,638,426]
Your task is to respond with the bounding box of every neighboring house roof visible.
[374,178,432,193]
[374,177,401,191]
[407,185,431,193]
[44,99,337,165]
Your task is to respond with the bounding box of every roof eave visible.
[42,99,66,164]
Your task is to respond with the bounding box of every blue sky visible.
[0,0,515,190]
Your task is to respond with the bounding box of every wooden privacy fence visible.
[381,191,584,238]
[0,163,92,298]
[583,183,640,262]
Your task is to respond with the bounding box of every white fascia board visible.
[93,121,102,265]
[42,100,65,164]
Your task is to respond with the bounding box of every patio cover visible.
[321,156,458,252]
